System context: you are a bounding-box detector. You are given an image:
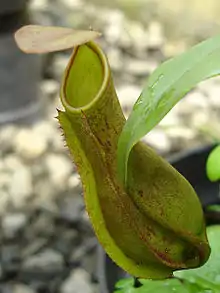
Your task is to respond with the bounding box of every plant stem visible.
[133,277,142,288]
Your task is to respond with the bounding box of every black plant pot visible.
[0,1,43,125]
[97,144,220,293]
[0,0,27,15]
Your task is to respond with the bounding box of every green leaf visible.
[206,205,220,212]
[175,225,220,292]
[114,277,208,293]
[206,145,220,182]
[117,35,220,184]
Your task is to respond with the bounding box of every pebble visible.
[79,210,94,237]
[125,58,158,76]
[126,21,148,51]
[147,21,164,50]
[30,0,48,10]
[159,111,180,127]
[9,167,33,209]
[40,80,59,100]
[70,238,97,264]
[0,160,5,171]
[33,179,58,212]
[52,54,70,79]
[22,249,64,272]
[60,269,93,293]
[105,24,122,45]
[67,174,81,190]
[31,120,56,145]
[58,195,84,223]
[22,238,48,258]
[29,281,50,293]
[0,125,17,152]
[1,244,21,276]
[0,171,11,190]
[107,48,124,72]
[206,86,220,107]
[12,284,36,293]
[198,78,220,94]
[61,0,84,9]
[31,213,55,237]
[143,129,171,153]
[81,251,98,278]
[53,230,79,257]
[191,112,210,128]
[2,213,27,239]
[0,190,10,215]
[183,91,209,109]
[104,10,125,45]
[166,126,196,140]
[163,40,188,57]
[31,162,47,179]
[14,129,47,160]
[0,284,13,293]
[45,154,73,188]
[118,30,132,50]
[116,85,141,114]
[70,246,86,264]
[3,155,24,172]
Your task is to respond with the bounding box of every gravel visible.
[60,269,94,293]
[2,213,27,239]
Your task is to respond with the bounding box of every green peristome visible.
[58,42,210,279]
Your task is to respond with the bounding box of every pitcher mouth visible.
[60,42,109,114]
